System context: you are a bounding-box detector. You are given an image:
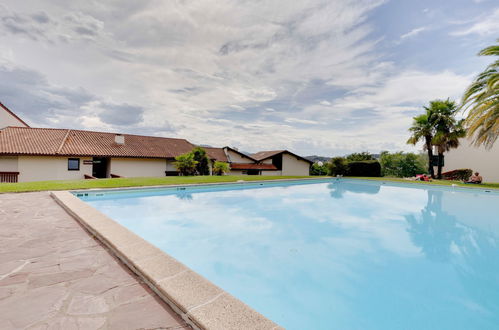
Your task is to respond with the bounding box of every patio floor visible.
[0,191,190,330]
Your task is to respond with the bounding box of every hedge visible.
[441,169,473,181]
[347,160,382,177]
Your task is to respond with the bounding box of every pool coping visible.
[51,190,284,330]
[343,177,499,194]
[70,176,329,194]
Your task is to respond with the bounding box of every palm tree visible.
[407,113,435,178]
[430,100,467,179]
[462,40,499,148]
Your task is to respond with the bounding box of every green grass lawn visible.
[0,175,318,193]
[350,176,499,190]
[1,175,498,193]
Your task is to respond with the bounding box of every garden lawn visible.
[351,176,499,190]
[0,176,317,193]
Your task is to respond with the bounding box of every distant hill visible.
[305,155,330,163]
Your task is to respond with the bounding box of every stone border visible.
[51,190,283,330]
[71,176,329,193]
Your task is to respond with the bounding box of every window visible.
[68,158,80,171]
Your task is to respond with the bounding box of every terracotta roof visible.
[230,163,278,170]
[204,147,228,162]
[251,150,313,164]
[0,102,30,127]
[0,127,194,158]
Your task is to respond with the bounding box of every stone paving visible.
[0,192,190,330]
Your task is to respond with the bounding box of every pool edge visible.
[51,190,283,330]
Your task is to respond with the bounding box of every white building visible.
[442,139,499,182]
[0,103,311,182]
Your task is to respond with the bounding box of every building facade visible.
[442,139,499,182]
[0,103,311,182]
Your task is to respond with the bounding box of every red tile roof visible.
[0,127,194,158]
[204,147,228,162]
[230,163,277,170]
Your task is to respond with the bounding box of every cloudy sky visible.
[1,0,498,156]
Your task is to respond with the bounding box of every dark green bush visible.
[328,157,349,176]
[441,169,473,181]
[347,160,381,177]
[345,151,376,161]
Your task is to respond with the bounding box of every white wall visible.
[0,156,19,172]
[443,139,499,182]
[17,156,93,182]
[110,158,167,177]
[281,153,310,176]
[261,170,282,176]
[225,149,254,164]
[0,108,28,128]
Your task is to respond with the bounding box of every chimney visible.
[115,134,125,145]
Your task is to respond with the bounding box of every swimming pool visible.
[78,179,499,329]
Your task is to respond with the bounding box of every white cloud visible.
[285,118,321,125]
[400,27,427,40]
[0,0,477,156]
[451,8,499,36]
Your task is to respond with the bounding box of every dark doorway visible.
[92,157,109,178]
[247,169,260,175]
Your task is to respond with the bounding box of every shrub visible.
[311,162,328,175]
[345,151,375,161]
[347,160,381,177]
[442,169,473,181]
[328,157,348,176]
[213,161,230,175]
[379,151,427,177]
[174,152,198,176]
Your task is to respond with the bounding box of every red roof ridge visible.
[2,126,192,143]
[56,129,72,154]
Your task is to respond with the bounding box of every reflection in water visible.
[175,192,193,200]
[406,189,499,316]
[328,181,380,199]
[86,180,499,329]
[406,190,464,262]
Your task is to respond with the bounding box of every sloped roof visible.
[0,127,194,158]
[230,163,277,170]
[204,147,228,162]
[251,150,313,164]
[251,150,286,161]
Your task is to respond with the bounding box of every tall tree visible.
[407,112,435,178]
[430,100,467,179]
[191,147,210,175]
[462,40,499,148]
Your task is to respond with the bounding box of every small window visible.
[68,158,80,171]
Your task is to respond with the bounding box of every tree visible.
[213,161,230,175]
[310,162,328,175]
[191,147,210,175]
[407,112,435,178]
[462,40,499,148]
[174,152,198,176]
[380,151,427,178]
[430,100,467,179]
[328,157,348,176]
[345,152,375,161]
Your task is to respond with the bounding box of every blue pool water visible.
[78,179,499,329]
